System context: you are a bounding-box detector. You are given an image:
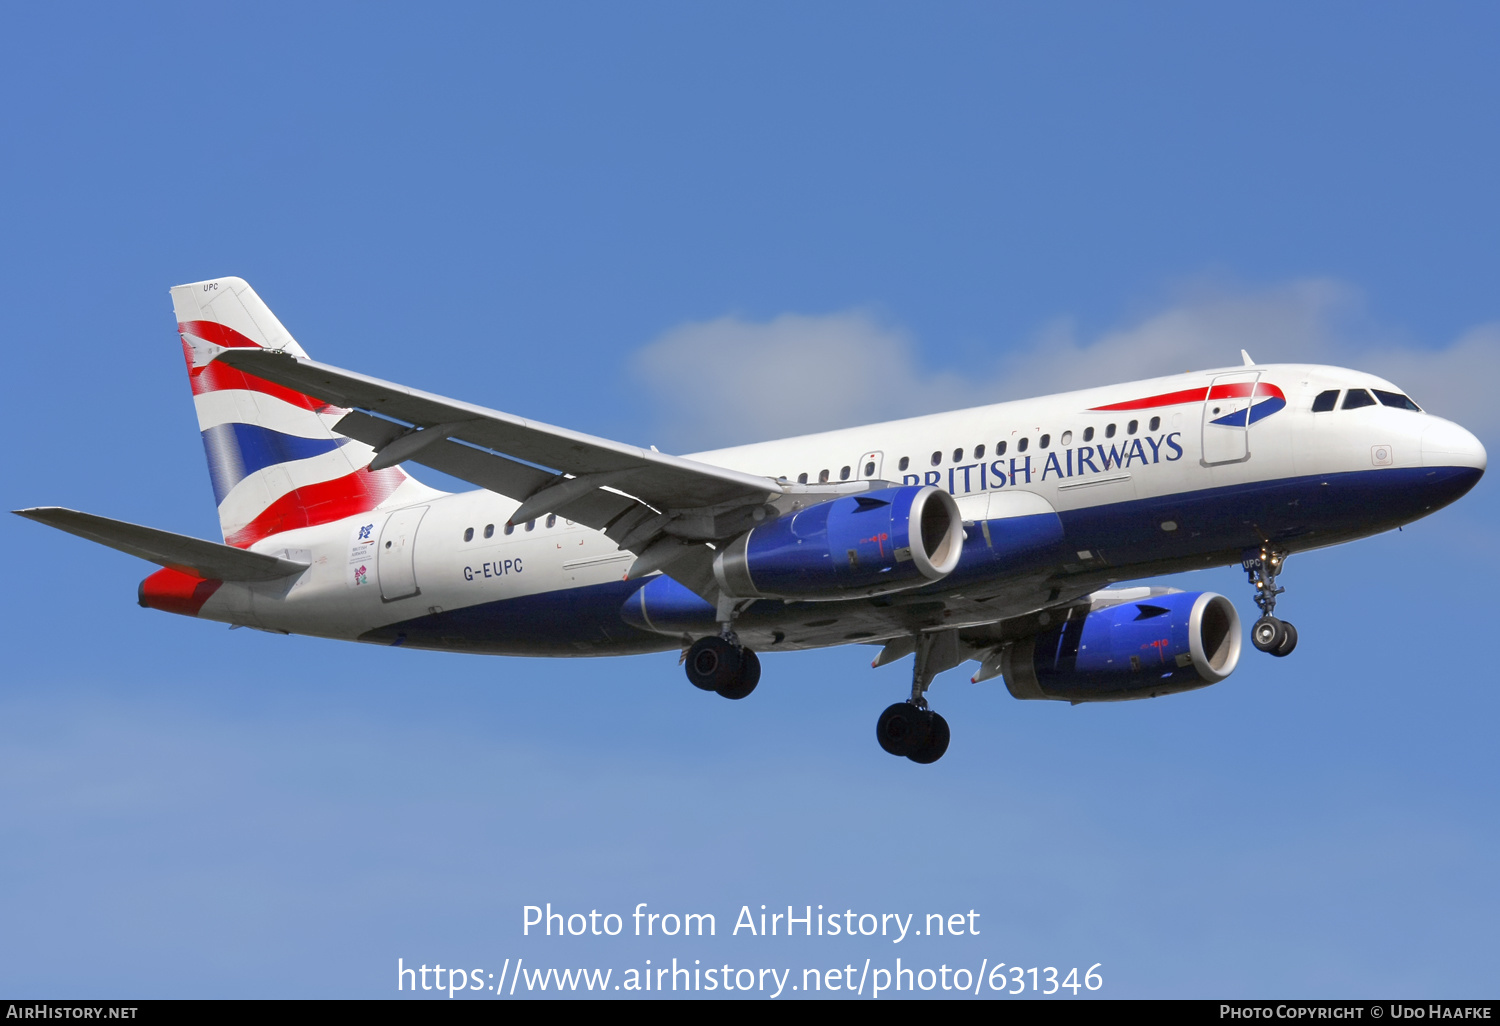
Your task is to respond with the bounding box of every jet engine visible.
[1002,591,1242,702]
[713,485,963,600]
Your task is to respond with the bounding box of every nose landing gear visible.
[1244,546,1298,657]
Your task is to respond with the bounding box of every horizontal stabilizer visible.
[13,507,309,582]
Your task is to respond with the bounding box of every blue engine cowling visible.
[712,485,964,600]
[1001,591,1242,702]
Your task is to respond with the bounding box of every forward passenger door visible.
[1201,371,1260,466]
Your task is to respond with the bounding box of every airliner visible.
[17,278,1486,763]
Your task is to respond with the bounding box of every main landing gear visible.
[685,632,760,700]
[1244,546,1298,657]
[875,633,953,765]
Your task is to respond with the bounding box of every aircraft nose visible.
[1422,419,1487,473]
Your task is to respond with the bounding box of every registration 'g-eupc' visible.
[17,278,1486,763]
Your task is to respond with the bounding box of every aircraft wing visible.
[214,349,792,590]
[13,507,309,582]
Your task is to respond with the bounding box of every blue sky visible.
[2,3,1496,999]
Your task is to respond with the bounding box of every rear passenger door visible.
[378,505,428,601]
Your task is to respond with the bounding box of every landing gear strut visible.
[875,633,952,764]
[1244,546,1298,657]
[685,621,760,700]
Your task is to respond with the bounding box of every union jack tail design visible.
[170,277,440,549]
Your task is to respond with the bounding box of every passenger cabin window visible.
[1374,389,1422,411]
[798,473,808,484]
[898,456,910,471]
[974,443,985,459]
[525,520,535,532]
[952,448,963,462]
[996,441,1007,456]
[546,514,557,528]
[1083,426,1094,442]
[819,469,830,483]
[930,451,941,466]
[484,524,494,539]
[1105,424,1116,438]
[1149,417,1160,431]
[1060,431,1072,445]
[1311,389,1339,412]
[463,527,473,542]
[1039,434,1050,449]
[864,461,875,477]
[1342,389,1376,410]
[839,465,851,481]
[1127,420,1138,435]
[1018,437,1029,452]
[504,523,515,536]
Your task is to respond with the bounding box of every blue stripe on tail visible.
[201,423,348,505]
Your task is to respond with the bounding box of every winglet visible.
[1241,349,1256,367]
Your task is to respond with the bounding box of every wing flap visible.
[14,507,309,582]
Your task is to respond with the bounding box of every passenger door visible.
[1201,371,1260,466]
[857,450,885,482]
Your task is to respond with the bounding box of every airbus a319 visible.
[18,278,1486,763]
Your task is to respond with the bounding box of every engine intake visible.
[713,485,963,600]
[1002,591,1242,702]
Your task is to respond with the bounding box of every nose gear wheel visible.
[1244,546,1298,657]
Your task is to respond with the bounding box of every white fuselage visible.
[192,363,1485,654]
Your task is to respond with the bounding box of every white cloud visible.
[631,281,1500,451]
[630,311,968,449]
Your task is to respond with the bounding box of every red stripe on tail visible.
[177,335,330,411]
[223,466,407,549]
[178,320,261,349]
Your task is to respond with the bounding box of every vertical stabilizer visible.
[170,277,441,548]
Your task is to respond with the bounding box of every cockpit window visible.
[1311,389,1339,412]
[1342,388,1376,410]
[1373,389,1421,412]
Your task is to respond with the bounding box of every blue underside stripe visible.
[200,423,347,505]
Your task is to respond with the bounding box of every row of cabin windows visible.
[795,466,853,485]
[462,514,560,542]
[1311,388,1421,413]
[892,417,1161,472]
[785,417,1163,483]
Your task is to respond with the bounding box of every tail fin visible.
[171,277,438,548]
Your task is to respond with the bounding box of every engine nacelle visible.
[1002,591,1242,702]
[713,485,963,600]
